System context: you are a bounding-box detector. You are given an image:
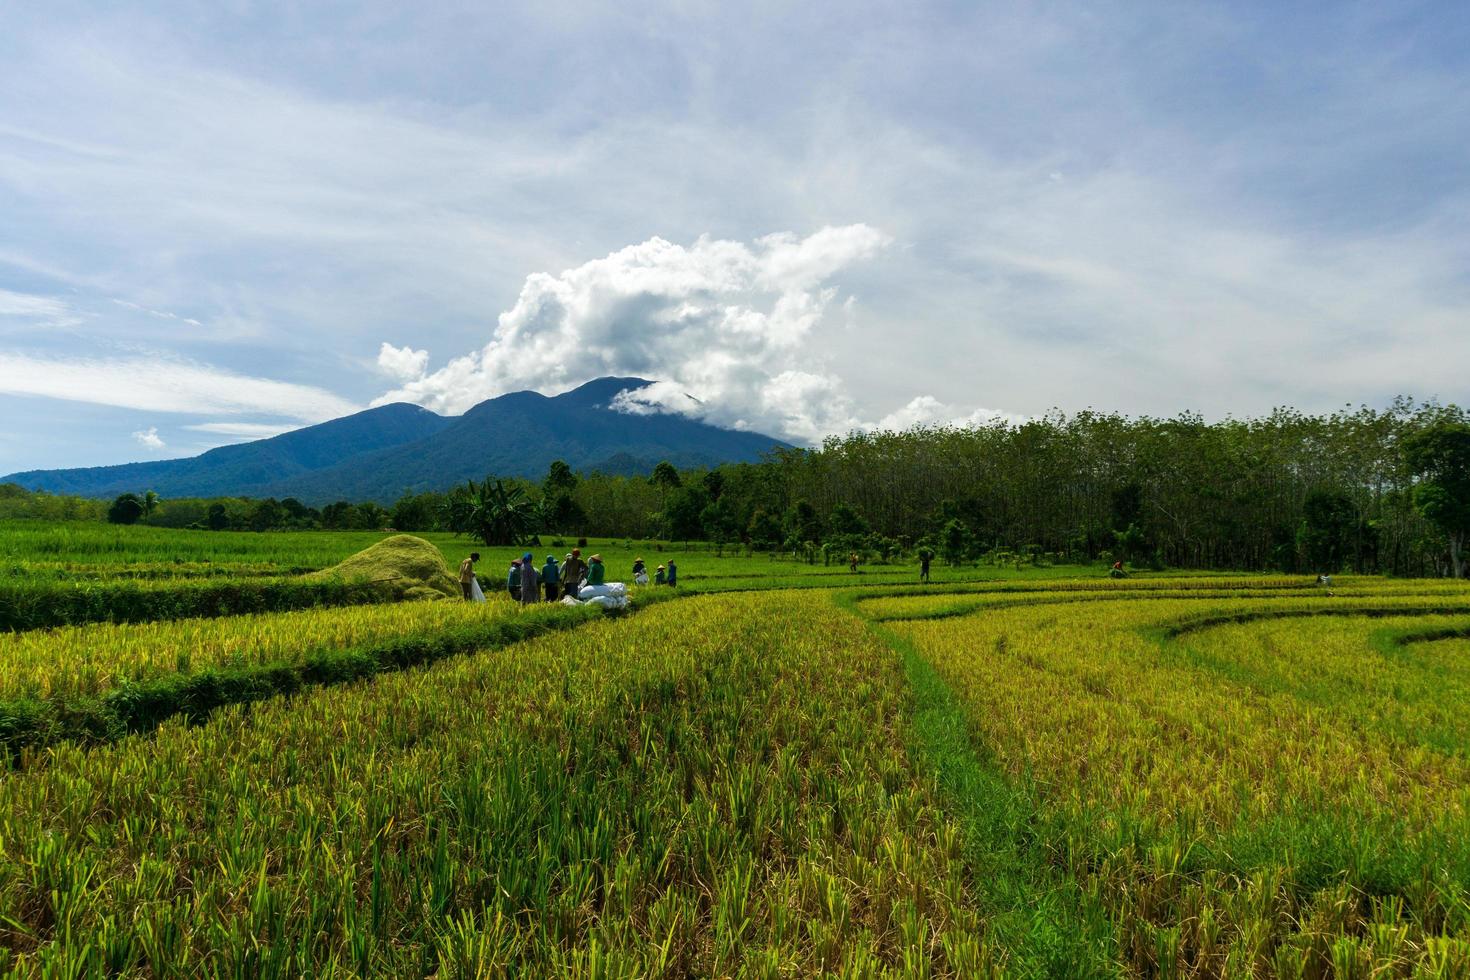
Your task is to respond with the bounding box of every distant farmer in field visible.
[519,552,539,606]
[655,564,666,585]
[919,550,932,583]
[849,552,859,573]
[666,559,678,587]
[459,552,480,601]
[1110,560,1128,579]
[542,554,560,601]
[562,548,587,593]
[585,553,606,586]
[633,556,647,585]
[507,558,522,600]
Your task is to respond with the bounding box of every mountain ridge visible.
[3,378,792,503]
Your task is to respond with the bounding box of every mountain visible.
[267,378,792,502]
[3,378,792,503]
[4,403,451,500]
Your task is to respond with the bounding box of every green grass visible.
[1,520,1094,589]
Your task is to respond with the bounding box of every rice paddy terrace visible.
[2,528,1469,976]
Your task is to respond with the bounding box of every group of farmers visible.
[457,547,677,604]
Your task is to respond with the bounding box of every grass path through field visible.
[836,588,1124,977]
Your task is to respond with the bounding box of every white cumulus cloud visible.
[373,226,903,443]
[131,426,165,450]
[877,395,1026,432]
[375,342,429,381]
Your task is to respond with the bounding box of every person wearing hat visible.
[562,548,587,594]
[506,558,522,600]
[542,554,561,602]
[458,552,481,601]
[633,556,649,586]
[519,552,539,606]
[585,553,606,586]
[655,564,666,586]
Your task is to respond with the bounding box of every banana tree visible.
[445,478,534,546]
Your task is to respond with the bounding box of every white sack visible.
[579,583,627,600]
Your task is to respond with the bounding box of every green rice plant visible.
[0,594,674,761]
[0,592,1004,976]
[0,597,530,701]
[0,576,388,632]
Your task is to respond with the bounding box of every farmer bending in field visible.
[542,554,560,602]
[519,552,539,606]
[459,552,480,601]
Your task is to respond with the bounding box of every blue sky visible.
[2,1,1467,473]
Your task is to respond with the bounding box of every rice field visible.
[0,594,537,702]
[0,593,996,976]
[4,524,1470,975]
[867,579,1470,975]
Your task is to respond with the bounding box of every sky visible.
[2,1,1468,474]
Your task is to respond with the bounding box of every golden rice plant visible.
[888,583,1470,975]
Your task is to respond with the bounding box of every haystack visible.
[312,534,459,601]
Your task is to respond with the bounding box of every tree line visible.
[5,397,1467,576]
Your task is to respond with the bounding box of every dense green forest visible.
[6,398,1468,576]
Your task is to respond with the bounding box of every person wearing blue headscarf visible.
[519,552,539,606]
[542,554,561,602]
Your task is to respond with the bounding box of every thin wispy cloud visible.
[0,352,358,422]
[0,288,81,328]
[112,299,202,327]
[185,421,301,439]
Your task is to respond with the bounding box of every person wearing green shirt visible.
[585,554,606,586]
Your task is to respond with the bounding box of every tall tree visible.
[650,461,682,490]
[1405,422,1470,578]
[107,493,145,525]
[543,460,578,497]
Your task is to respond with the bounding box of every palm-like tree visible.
[447,478,534,546]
